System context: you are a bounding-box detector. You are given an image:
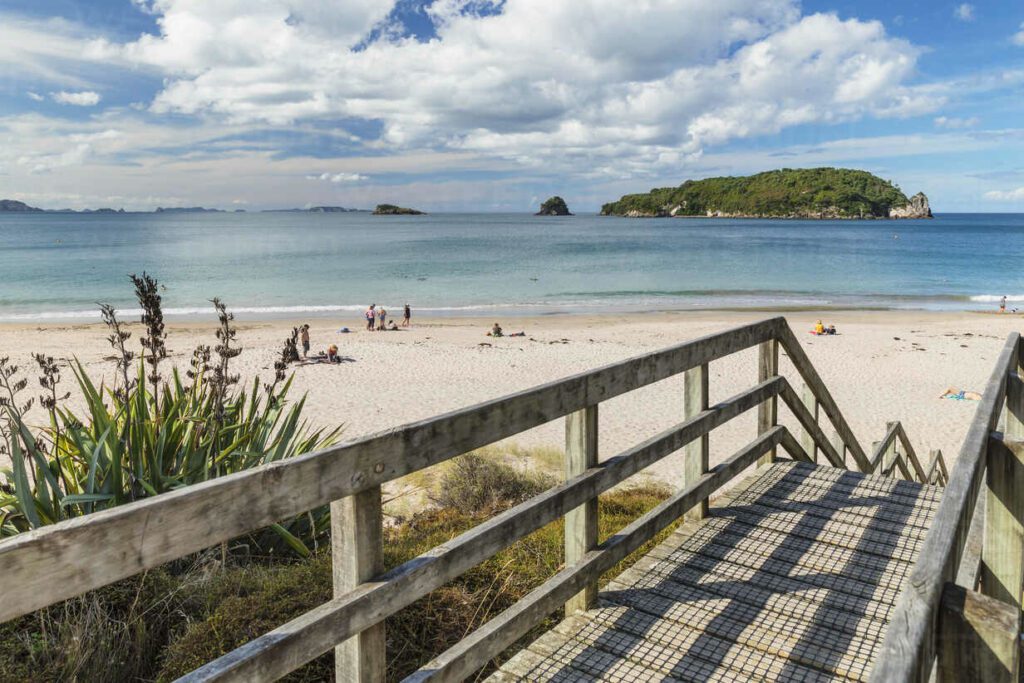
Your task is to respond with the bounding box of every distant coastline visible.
[0,199,368,214]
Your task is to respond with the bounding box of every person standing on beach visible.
[300,324,310,358]
[1000,296,1007,313]
[366,304,376,331]
[378,307,387,330]
[403,303,411,327]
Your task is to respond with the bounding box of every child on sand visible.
[378,307,387,330]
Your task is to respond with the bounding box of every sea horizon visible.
[2,210,1023,324]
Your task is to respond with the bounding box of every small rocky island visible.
[601,168,932,219]
[373,204,425,215]
[536,196,573,216]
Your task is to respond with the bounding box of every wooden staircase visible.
[491,461,943,682]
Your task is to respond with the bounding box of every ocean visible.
[1,211,1021,323]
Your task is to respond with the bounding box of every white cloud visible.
[51,90,102,106]
[86,1,929,175]
[985,187,1024,201]
[0,15,117,87]
[934,115,980,129]
[26,91,44,102]
[308,172,369,182]
[953,3,975,22]
[1013,23,1024,46]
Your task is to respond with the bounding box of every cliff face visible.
[888,192,932,219]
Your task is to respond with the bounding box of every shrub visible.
[429,453,557,513]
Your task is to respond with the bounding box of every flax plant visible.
[0,276,342,557]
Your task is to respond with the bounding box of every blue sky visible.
[1,0,1023,211]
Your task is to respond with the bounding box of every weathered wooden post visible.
[684,363,709,520]
[832,430,847,469]
[937,584,1020,682]
[799,383,819,463]
[333,487,386,682]
[980,343,1024,608]
[757,339,778,466]
[883,421,898,478]
[565,404,599,615]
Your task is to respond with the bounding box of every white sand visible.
[1,310,1017,491]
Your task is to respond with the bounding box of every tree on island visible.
[536,196,573,216]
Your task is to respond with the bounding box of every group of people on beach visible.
[365,303,411,331]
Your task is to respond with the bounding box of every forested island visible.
[600,168,932,219]
[373,204,425,215]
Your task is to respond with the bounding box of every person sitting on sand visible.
[827,324,837,335]
[939,387,981,401]
[388,321,399,330]
[489,322,503,337]
[814,320,825,335]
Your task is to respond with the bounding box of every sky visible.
[1,0,1023,212]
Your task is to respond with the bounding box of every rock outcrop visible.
[888,192,932,219]
[535,196,573,216]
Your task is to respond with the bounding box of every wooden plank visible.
[757,339,779,466]
[937,583,1020,682]
[684,363,710,521]
[800,382,820,463]
[404,427,789,682]
[955,494,985,591]
[183,379,786,682]
[869,423,900,476]
[333,487,385,683]
[564,405,598,615]
[776,324,873,472]
[779,380,845,468]
[884,422,899,478]
[868,332,1021,683]
[0,316,785,623]
[896,425,928,483]
[742,461,943,508]
[980,436,1024,608]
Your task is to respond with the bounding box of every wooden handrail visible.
[0,317,784,623]
[775,324,873,472]
[181,377,787,681]
[869,332,1022,682]
[0,315,961,683]
[405,426,810,682]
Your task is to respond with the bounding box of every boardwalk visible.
[2,318,1019,682]
[492,461,941,682]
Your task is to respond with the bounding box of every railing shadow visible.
[527,463,927,680]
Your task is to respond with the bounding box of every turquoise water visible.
[1,212,1022,322]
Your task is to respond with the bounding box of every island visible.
[0,199,44,212]
[600,168,932,219]
[155,207,225,214]
[536,196,573,216]
[263,206,363,213]
[373,204,425,215]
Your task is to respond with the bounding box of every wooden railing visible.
[869,421,948,486]
[869,332,1023,683]
[0,317,938,682]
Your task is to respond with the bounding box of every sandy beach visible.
[0,309,1017,500]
